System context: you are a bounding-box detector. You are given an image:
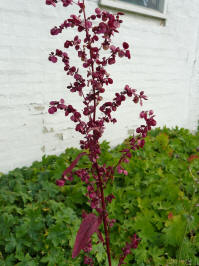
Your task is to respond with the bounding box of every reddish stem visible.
[95,163,112,266]
[113,149,130,173]
[83,2,112,265]
[82,1,96,122]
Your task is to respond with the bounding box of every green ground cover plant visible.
[0,127,199,266]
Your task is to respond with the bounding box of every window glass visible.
[118,0,164,13]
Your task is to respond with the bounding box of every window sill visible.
[99,0,167,20]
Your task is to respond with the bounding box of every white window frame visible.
[99,0,167,20]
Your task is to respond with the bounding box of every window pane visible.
[118,0,164,13]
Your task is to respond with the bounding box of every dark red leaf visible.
[187,154,199,162]
[62,152,87,178]
[168,212,173,220]
[72,213,101,258]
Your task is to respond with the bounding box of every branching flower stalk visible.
[45,0,156,265]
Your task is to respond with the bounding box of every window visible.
[99,0,167,19]
[119,0,164,13]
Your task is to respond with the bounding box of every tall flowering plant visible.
[45,0,156,265]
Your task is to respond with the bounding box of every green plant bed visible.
[0,127,199,265]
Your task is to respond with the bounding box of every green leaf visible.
[163,215,186,247]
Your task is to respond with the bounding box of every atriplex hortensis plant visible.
[45,0,156,265]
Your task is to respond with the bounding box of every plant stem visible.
[95,163,112,266]
[177,167,197,266]
[82,0,96,122]
[82,2,112,264]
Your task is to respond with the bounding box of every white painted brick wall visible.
[0,0,199,173]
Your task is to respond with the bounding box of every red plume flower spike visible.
[44,0,156,265]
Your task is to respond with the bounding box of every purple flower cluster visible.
[45,0,156,265]
[84,255,94,266]
[118,234,140,266]
[46,0,72,7]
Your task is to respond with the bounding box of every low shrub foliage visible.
[0,127,199,265]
